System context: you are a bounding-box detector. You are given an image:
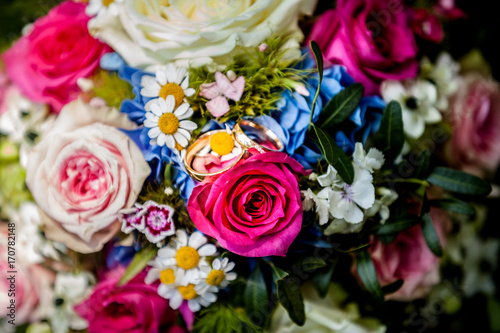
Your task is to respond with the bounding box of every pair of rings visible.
[183,120,283,181]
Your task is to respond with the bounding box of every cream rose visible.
[90,0,317,67]
[25,99,151,253]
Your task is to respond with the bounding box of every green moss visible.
[92,70,134,109]
[192,303,262,333]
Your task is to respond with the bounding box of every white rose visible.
[269,283,386,333]
[90,0,317,67]
[25,99,151,253]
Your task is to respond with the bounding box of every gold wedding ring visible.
[183,120,283,181]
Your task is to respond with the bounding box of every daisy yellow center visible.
[158,113,179,135]
[102,0,114,7]
[210,132,234,156]
[160,268,175,285]
[160,83,185,108]
[206,270,225,286]
[177,284,197,300]
[175,246,200,270]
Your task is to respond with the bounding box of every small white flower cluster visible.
[140,64,198,151]
[145,230,237,312]
[303,143,397,235]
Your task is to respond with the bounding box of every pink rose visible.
[188,152,308,257]
[75,268,185,333]
[410,9,444,43]
[25,99,151,253]
[1,226,55,324]
[307,0,418,95]
[368,208,450,301]
[1,1,110,113]
[446,75,500,176]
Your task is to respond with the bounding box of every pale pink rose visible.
[446,75,500,176]
[1,1,110,113]
[25,99,151,253]
[188,152,308,257]
[368,208,450,301]
[307,0,418,95]
[1,225,55,324]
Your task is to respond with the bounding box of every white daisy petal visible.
[174,132,189,147]
[184,88,195,97]
[158,247,177,258]
[151,103,164,117]
[166,135,176,149]
[201,292,217,303]
[181,76,189,89]
[176,230,188,246]
[176,67,187,84]
[188,299,201,312]
[166,64,177,83]
[165,95,176,113]
[179,120,198,131]
[177,108,194,120]
[212,259,221,270]
[148,127,161,138]
[188,232,207,249]
[177,128,192,141]
[157,133,167,146]
[225,262,235,272]
[144,119,158,128]
[169,293,184,310]
[225,272,237,281]
[198,244,217,256]
[156,68,167,86]
[174,103,190,117]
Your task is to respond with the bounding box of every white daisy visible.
[381,79,442,139]
[196,125,243,162]
[196,258,237,294]
[144,95,197,150]
[156,230,217,286]
[158,278,217,312]
[141,63,195,108]
[85,0,122,17]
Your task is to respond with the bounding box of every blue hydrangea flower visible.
[100,53,195,199]
[274,55,385,164]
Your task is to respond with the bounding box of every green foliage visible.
[375,101,404,166]
[188,36,311,123]
[356,249,384,303]
[277,276,306,326]
[92,70,134,109]
[312,259,337,298]
[244,264,269,327]
[193,303,262,333]
[308,41,323,125]
[421,213,443,257]
[319,83,364,129]
[427,167,492,196]
[373,215,421,235]
[117,245,157,286]
[311,125,354,184]
[429,198,475,215]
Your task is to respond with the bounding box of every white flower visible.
[302,188,330,226]
[154,230,217,286]
[328,164,375,224]
[381,79,442,139]
[196,125,242,162]
[317,164,341,188]
[164,187,174,195]
[159,277,217,312]
[352,143,384,173]
[365,187,399,224]
[48,272,95,333]
[89,0,317,67]
[421,53,460,110]
[144,95,197,150]
[86,0,122,18]
[196,258,237,294]
[141,64,195,106]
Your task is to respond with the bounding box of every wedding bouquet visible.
[1,0,499,332]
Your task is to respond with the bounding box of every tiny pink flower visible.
[199,72,245,118]
[258,43,268,52]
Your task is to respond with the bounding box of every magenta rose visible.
[188,152,308,257]
[75,268,185,333]
[367,208,450,301]
[307,0,418,95]
[1,1,110,113]
[446,74,500,176]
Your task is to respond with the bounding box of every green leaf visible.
[313,259,337,298]
[429,198,475,215]
[374,216,421,235]
[335,243,371,253]
[356,249,384,303]
[118,246,157,286]
[381,279,404,295]
[295,257,327,271]
[164,162,173,182]
[264,261,289,282]
[311,125,339,165]
[415,150,431,179]
[320,83,364,129]
[421,213,443,257]
[277,277,305,326]
[427,167,492,196]
[310,41,323,83]
[375,101,404,166]
[379,234,398,244]
[244,264,268,325]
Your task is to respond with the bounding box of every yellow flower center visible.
[206,270,226,286]
[210,132,234,156]
[175,246,200,270]
[158,113,180,135]
[159,268,175,285]
[177,284,197,300]
[102,0,114,7]
[159,83,185,108]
